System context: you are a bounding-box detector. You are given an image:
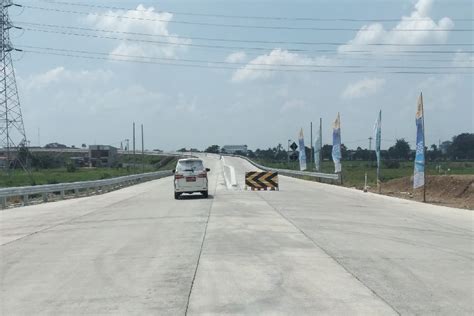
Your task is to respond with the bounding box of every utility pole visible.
[132,122,136,170]
[368,136,373,168]
[287,139,291,167]
[0,1,28,173]
[310,121,313,170]
[319,117,322,172]
[141,124,144,172]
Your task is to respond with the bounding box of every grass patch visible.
[0,157,177,188]
[254,159,474,188]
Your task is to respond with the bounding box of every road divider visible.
[222,156,238,189]
[227,154,341,184]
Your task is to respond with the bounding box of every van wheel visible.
[174,192,181,200]
[202,191,208,198]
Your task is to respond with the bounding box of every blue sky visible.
[11,0,474,150]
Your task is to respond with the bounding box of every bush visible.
[100,173,111,180]
[383,160,401,169]
[66,162,77,173]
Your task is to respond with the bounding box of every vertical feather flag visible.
[314,119,322,172]
[414,93,425,189]
[298,128,307,171]
[374,110,382,186]
[332,113,342,173]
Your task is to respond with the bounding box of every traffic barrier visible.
[228,154,341,183]
[245,171,279,191]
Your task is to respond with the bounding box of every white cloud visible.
[21,66,65,89]
[338,0,454,54]
[231,49,336,82]
[342,78,386,99]
[85,4,190,59]
[20,67,113,92]
[225,51,247,63]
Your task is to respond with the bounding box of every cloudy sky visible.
[11,0,474,150]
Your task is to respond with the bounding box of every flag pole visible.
[319,117,322,172]
[421,92,426,203]
[377,110,382,194]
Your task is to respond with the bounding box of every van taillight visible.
[197,172,207,178]
[175,174,184,179]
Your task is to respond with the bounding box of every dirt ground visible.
[369,175,474,210]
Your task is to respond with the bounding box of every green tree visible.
[388,139,411,160]
[322,144,332,160]
[204,145,220,154]
[427,144,441,161]
[448,133,474,160]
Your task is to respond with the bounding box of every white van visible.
[173,158,210,199]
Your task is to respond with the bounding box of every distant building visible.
[89,145,118,167]
[44,142,67,149]
[222,145,248,154]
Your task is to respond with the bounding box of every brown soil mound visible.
[374,175,474,210]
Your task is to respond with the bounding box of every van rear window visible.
[177,160,204,172]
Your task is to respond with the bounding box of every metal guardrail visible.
[24,148,187,157]
[0,170,173,209]
[228,155,341,182]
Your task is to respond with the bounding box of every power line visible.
[23,28,474,55]
[17,23,465,63]
[18,45,474,70]
[15,21,474,48]
[34,0,474,22]
[22,48,474,75]
[21,5,474,32]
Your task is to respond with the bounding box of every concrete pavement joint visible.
[184,168,219,316]
[0,189,154,247]
[255,192,402,316]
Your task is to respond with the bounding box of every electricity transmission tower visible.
[0,0,27,172]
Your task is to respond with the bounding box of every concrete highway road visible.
[1,154,472,315]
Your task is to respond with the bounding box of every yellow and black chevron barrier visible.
[245,171,279,191]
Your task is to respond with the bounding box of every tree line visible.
[199,133,473,162]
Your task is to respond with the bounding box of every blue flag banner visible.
[374,110,382,171]
[332,113,342,173]
[298,128,307,171]
[314,126,321,172]
[414,94,425,189]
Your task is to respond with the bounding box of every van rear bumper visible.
[175,187,208,193]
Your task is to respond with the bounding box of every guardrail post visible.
[1,197,6,210]
[60,190,65,200]
[23,194,29,206]
[42,193,48,203]
[74,189,79,198]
